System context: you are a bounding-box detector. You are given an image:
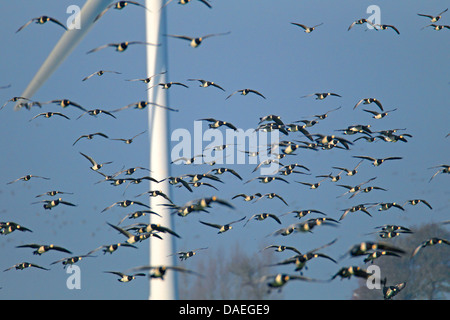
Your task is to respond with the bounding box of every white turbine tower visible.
[144,0,178,300]
[16,0,177,300]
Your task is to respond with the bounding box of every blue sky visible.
[0,0,449,300]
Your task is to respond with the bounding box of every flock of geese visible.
[1,1,449,300]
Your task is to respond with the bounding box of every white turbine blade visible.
[14,0,115,110]
[145,0,178,300]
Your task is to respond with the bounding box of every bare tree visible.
[352,222,450,300]
[178,242,279,300]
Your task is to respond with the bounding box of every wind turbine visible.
[15,0,177,300]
